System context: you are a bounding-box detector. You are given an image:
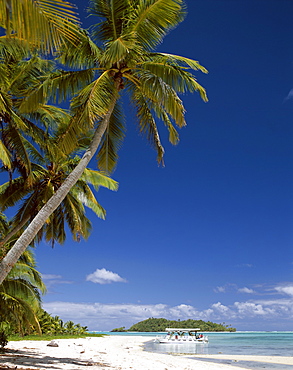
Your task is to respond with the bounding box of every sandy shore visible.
[0,336,292,370]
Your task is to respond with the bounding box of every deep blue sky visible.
[35,0,293,331]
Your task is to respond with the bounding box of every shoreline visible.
[0,336,292,370]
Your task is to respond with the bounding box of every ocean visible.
[94,331,293,369]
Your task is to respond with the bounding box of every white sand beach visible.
[1,336,292,370]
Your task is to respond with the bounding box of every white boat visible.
[154,328,208,344]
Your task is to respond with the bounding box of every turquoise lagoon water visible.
[93,331,293,369]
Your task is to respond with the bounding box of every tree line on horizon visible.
[0,0,207,341]
[111,318,236,332]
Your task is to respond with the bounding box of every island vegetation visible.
[112,318,236,332]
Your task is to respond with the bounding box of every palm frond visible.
[130,0,186,50]
[57,29,102,69]
[10,56,55,96]
[81,168,118,191]
[130,88,165,164]
[100,33,137,68]
[2,124,31,174]
[44,206,66,245]
[97,102,125,173]
[0,178,29,211]
[62,194,91,241]
[151,52,208,73]
[24,105,71,133]
[58,71,116,154]
[9,190,40,224]
[0,139,12,168]
[138,59,208,99]
[22,140,46,165]
[0,91,12,115]
[71,186,106,220]
[0,36,30,61]
[89,0,130,43]
[0,0,83,54]
[18,68,95,113]
[156,109,179,145]
[130,70,186,127]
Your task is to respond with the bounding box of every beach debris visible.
[0,367,38,370]
[72,360,110,367]
[47,340,59,347]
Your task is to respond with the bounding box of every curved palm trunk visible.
[0,97,118,284]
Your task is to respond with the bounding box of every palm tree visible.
[37,310,88,335]
[0,248,45,335]
[0,37,117,252]
[0,35,72,178]
[0,144,118,251]
[0,0,83,55]
[0,0,208,283]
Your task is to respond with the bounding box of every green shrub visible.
[0,322,12,349]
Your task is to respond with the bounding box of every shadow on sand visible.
[0,347,110,369]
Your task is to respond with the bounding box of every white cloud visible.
[41,274,72,290]
[86,268,127,284]
[211,302,230,314]
[275,284,293,297]
[215,284,256,295]
[284,88,293,101]
[236,263,253,268]
[43,301,215,331]
[42,293,293,331]
[41,280,293,331]
[214,286,226,293]
[42,274,62,280]
[238,287,255,294]
[234,302,270,316]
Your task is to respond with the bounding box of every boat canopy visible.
[165,328,201,332]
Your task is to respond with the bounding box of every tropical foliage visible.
[0,0,211,347]
[0,0,84,54]
[0,8,118,338]
[0,248,45,340]
[0,0,208,284]
[127,318,236,332]
[0,28,117,261]
[37,310,88,335]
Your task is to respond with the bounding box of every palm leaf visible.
[138,59,208,99]
[130,87,165,163]
[57,30,102,69]
[129,70,186,127]
[0,36,30,61]
[130,0,185,50]
[97,101,125,173]
[152,52,208,73]
[0,0,82,54]
[71,186,106,220]
[44,206,66,245]
[62,194,91,241]
[24,105,71,133]
[81,168,118,191]
[0,139,12,168]
[2,124,31,175]
[18,68,95,113]
[89,0,130,43]
[0,178,29,211]
[100,33,137,68]
[58,71,117,154]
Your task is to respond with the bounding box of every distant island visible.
[111,318,236,332]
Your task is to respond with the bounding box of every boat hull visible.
[154,337,208,344]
